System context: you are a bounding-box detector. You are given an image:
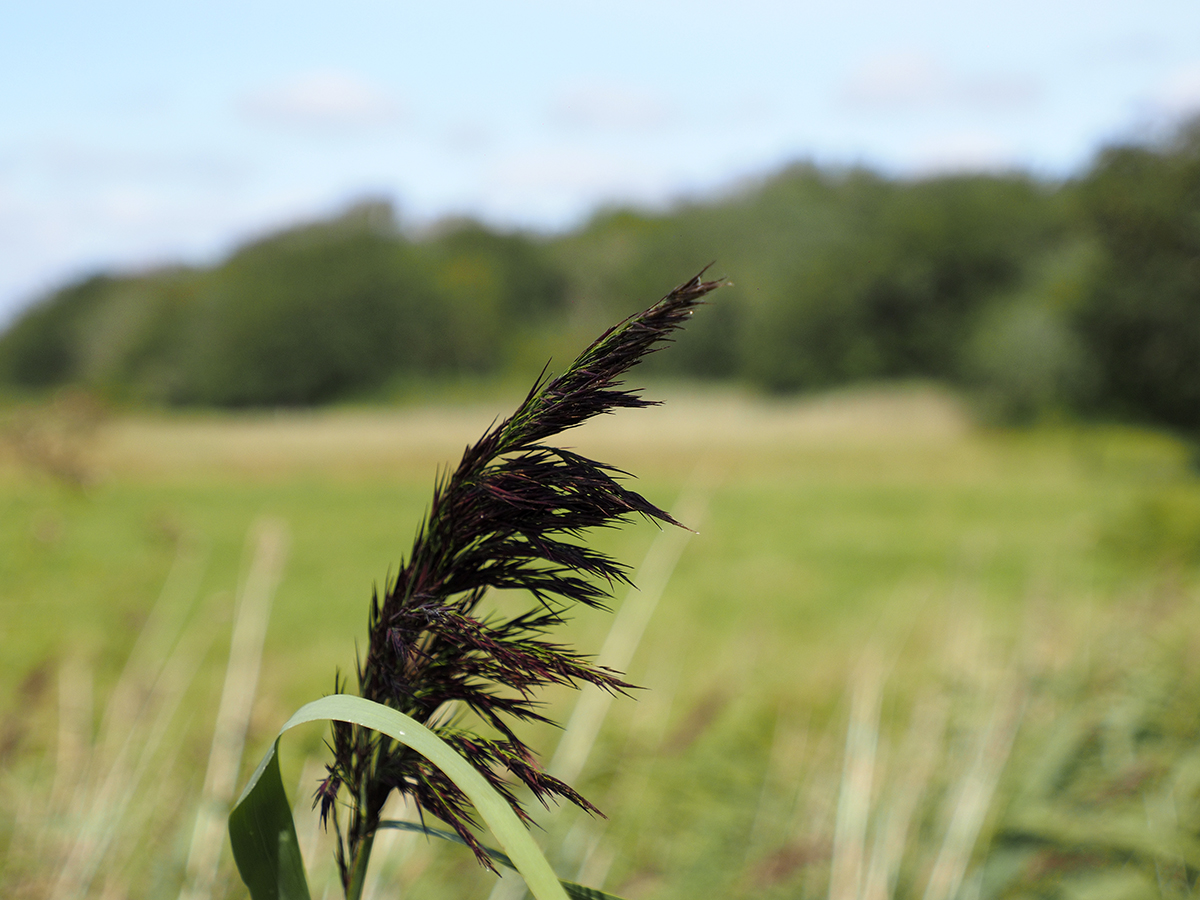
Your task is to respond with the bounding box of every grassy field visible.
[3,384,1200,900]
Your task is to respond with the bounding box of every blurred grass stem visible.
[548,474,709,784]
[49,534,213,899]
[829,651,885,900]
[181,518,289,900]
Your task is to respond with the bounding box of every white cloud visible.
[841,52,946,108]
[1145,62,1200,119]
[470,147,676,227]
[1082,32,1168,67]
[548,83,674,133]
[240,70,404,132]
[13,141,247,189]
[840,51,1040,112]
[906,131,1020,175]
[438,122,496,155]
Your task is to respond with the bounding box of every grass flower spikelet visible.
[319,270,721,889]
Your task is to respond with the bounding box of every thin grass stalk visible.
[47,529,203,859]
[1147,745,1195,896]
[568,666,680,897]
[579,656,681,892]
[294,757,341,893]
[49,545,214,899]
[50,657,93,818]
[921,672,1024,900]
[56,602,218,898]
[181,518,289,900]
[860,694,948,900]
[745,704,812,863]
[108,714,193,892]
[360,793,425,900]
[96,531,208,763]
[784,719,837,846]
[829,651,885,900]
[20,658,91,878]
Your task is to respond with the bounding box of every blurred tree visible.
[0,275,116,387]
[423,219,568,373]
[8,151,1180,425]
[743,173,1066,392]
[0,203,575,407]
[961,243,1097,423]
[1075,120,1200,433]
[174,202,440,406]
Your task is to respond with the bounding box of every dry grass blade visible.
[829,651,886,900]
[922,673,1025,900]
[180,518,289,900]
[49,657,93,818]
[38,532,211,900]
[860,694,948,900]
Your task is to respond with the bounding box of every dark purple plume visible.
[320,270,721,883]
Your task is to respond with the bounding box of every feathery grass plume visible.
[318,270,722,894]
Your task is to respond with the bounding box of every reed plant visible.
[228,272,722,900]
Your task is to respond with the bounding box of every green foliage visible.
[961,243,1097,423]
[0,274,121,386]
[175,205,440,405]
[426,219,567,321]
[982,606,1200,898]
[0,202,567,407]
[6,121,1200,439]
[1074,121,1200,432]
[1100,485,1200,570]
[743,173,1066,392]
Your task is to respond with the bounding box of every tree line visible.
[2,118,1199,435]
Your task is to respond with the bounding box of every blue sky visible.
[3,0,1199,324]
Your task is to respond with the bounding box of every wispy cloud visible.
[10,141,247,188]
[907,130,1020,175]
[839,51,1040,113]
[548,83,674,133]
[1144,61,1200,119]
[1080,32,1168,67]
[239,70,404,132]
[470,146,676,226]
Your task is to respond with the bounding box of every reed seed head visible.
[320,270,722,880]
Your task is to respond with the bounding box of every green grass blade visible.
[378,819,517,870]
[229,694,572,900]
[227,737,312,900]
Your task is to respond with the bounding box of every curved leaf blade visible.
[227,737,312,900]
[229,694,572,900]
[379,821,631,900]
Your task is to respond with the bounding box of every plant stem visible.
[345,829,376,900]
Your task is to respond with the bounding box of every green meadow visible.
[4,385,1200,899]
